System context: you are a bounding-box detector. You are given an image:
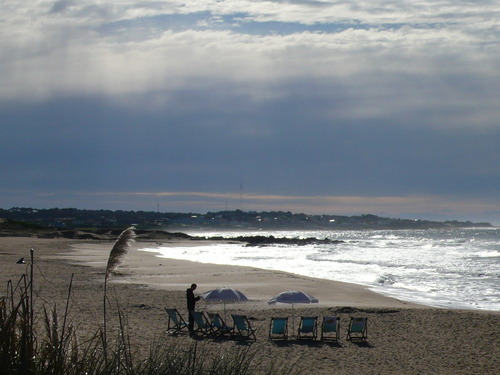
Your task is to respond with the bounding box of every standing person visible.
[186,283,200,333]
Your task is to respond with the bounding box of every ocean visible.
[140,228,500,311]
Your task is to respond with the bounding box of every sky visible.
[1,0,499,224]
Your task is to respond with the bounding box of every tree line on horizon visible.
[0,207,492,230]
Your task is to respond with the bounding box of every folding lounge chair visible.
[231,314,257,340]
[269,317,288,341]
[192,311,215,337]
[164,308,189,334]
[347,317,368,342]
[297,316,318,340]
[320,316,340,341]
[208,312,232,337]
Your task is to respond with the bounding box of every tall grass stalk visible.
[1,275,34,374]
[103,227,135,355]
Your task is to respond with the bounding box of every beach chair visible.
[164,308,189,334]
[231,314,257,340]
[346,317,368,342]
[192,311,215,337]
[269,317,288,341]
[320,316,340,341]
[208,312,232,337]
[297,316,318,340]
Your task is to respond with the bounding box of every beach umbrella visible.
[201,288,249,319]
[268,290,319,333]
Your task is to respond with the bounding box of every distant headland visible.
[0,207,493,238]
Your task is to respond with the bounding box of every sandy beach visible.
[1,236,499,374]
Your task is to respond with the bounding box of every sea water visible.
[140,228,500,311]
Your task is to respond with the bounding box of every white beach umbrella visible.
[268,290,319,333]
[201,287,249,319]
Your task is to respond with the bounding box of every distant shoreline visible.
[1,220,496,244]
[0,207,493,233]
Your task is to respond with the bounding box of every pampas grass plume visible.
[105,227,136,280]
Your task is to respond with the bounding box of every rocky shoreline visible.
[0,222,342,247]
[207,234,344,246]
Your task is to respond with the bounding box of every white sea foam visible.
[140,228,500,311]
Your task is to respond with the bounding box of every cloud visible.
[1,1,499,223]
[2,1,498,104]
[2,26,498,135]
[2,93,499,196]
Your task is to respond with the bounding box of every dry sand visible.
[1,236,499,374]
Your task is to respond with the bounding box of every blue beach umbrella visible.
[268,290,319,333]
[201,287,249,319]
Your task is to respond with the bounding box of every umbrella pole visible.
[291,303,295,336]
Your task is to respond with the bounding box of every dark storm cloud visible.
[2,81,498,199]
